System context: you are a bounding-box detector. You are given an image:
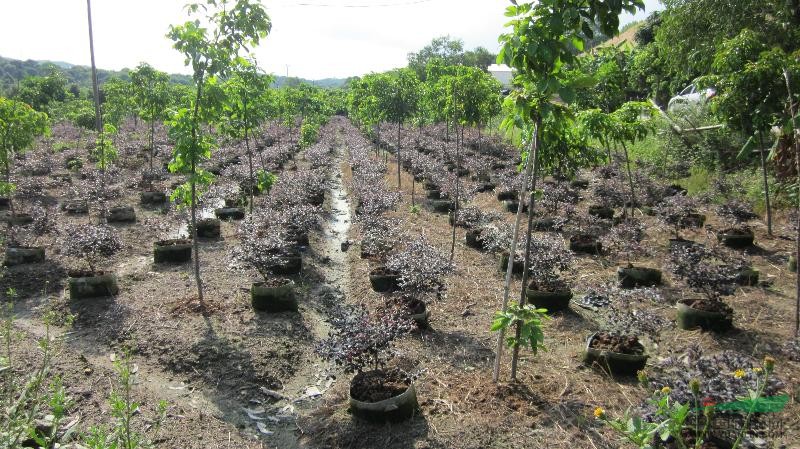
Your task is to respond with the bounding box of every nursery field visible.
[2,116,799,449]
[4,0,800,448]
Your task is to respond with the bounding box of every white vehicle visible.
[667,83,717,112]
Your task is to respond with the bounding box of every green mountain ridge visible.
[0,55,348,93]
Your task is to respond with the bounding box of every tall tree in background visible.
[407,35,497,80]
[0,98,48,235]
[221,59,272,213]
[385,69,419,188]
[130,63,171,172]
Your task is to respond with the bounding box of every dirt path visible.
[261,143,354,448]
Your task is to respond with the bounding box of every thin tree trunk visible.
[492,126,535,383]
[243,92,254,214]
[86,0,105,223]
[4,160,14,237]
[190,76,205,303]
[757,132,773,236]
[510,118,541,381]
[782,68,799,336]
[450,125,462,263]
[621,142,637,218]
[411,174,416,207]
[397,122,402,188]
[149,118,155,173]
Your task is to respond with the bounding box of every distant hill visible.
[597,21,642,49]
[0,55,348,93]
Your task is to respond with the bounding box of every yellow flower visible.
[764,356,775,373]
[661,386,671,394]
[689,379,701,395]
[733,369,746,379]
[594,407,606,419]
[753,367,763,374]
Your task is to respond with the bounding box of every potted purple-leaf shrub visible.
[602,218,662,288]
[715,199,757,248]
[669,244,737,332]
[61,224,123,299]
[524,233,574,312]
[386,236,453,327]
[4,205,55,266]
[232,219,298,313]
[316,305,417,422]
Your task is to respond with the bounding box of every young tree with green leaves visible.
[220,59,272,213]
[705,29,800,235]
[493,0,644,383]
[579,101,656,218]
[101,78,134,129]
[166,0,271,303]
[0,98,49,232]
[385,68,419,188]
[129,63,171,173]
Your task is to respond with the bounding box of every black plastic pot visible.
[496,191,515,201]
[499,252,524,275]
[408,300,430,329]
[140,191,167,205]
[583,333,648,376]
[676,299,733,332]
[717,228,754,249]
[664,184,687,197]
[475,182,496,193]
[2,213,33,226]
[734,267,759,286]
[0,197,8,210]
[251,280,297,312]
[618,266,662,288]
[369,267,400,292]
[215,207,245,220]
[426,189,442,200]
[503,200,527,213]
[525,287,572,312]
[108,206,136,223]
[570,179,589,190]
[195,218,221,238]
[349,372,418,423]
[68,271,119,299]
[569,234,601,255]
[532,217,557,231]
[465,229,484,249]
[62,201,88,215]
[153,239,192,263]
[4,246,45,266]
[588,205,614,219]
[426,199,454,214]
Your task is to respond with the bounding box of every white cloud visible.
[0,0,662,80]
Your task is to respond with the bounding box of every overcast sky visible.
[0,0,662,80]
